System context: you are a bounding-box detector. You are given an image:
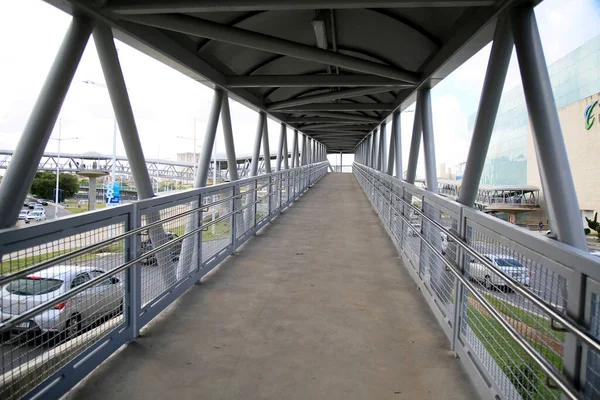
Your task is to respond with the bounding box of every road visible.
[14,202,72,229]
[0,237,232,376]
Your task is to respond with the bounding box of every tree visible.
[30,172,80,201]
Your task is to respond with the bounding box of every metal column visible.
[196,89,224,187]
[420,89,438,193]
[405,98,423,184]
[221,93,238,182]
[276,122,284,171]
[307,137,312,164]
[300,134,307,166]
[292,129,299,167]
[511,7,588,392]
[282,128,289,169]
[458,16,513,207]
[380,123,388,172]
[392,111,402,178]
[367,133,373,167]
[510,6,586,250]
[250,112,265,177]
[262,120,272,173]
[371,128,379,170]
[387,117,396,176]
[0,17,94,228]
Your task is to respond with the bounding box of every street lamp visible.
[82,80,118,184]
[49,118,79,219]
[177,118,202,183]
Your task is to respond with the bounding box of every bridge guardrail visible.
[0,162,328,400]
[353,162,600,400]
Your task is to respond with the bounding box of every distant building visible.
[468,34,600,225]
[177,152,197,164]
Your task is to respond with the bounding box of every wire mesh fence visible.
[352,162,600,400]
[0,162,329,400]
[0,220,127,400]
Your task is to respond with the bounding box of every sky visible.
[1,0,599,177]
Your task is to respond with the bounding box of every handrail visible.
[353,163,600,381]
[0,164,324,286]
[353,163,584,399]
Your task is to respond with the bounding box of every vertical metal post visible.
[340,151,342,172]
[420,89,438,193]
[511,6,588,392]
[393,112,402,179]
[0,16,94,228]
[405,99,422,184]
[366,134,372,167]
[510,7,586,250]
[276,122,284,171]
[283,127,289,169]
[291,129,298,168]
[458,16,513,207]
[221,93,238,182]
[379,122,387,172]
[371,128,379,170]
[387,119,395,175]
[262,120,272,174]
[196,89,224,187]
[300,134,307,166]
[250,112,265,177]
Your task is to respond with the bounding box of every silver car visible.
[0,266,123,339]
[468,254,531,290]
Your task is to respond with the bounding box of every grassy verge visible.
[170,219,231,242]
[63,201,106,214]
[0,249,97,275]
[467,306,561,399]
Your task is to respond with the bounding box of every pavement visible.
[66,173,476,400]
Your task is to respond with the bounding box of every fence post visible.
[231,184,238,253]
[451,206,466,352]
[126,203,142,339]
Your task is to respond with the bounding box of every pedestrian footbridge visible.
[0,1,599,399]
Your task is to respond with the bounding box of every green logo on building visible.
[585,101,598,130]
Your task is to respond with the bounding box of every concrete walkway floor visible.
[67,173,476,400]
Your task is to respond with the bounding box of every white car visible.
[0,266,124,340]
[26,210,46,221]
[468,254,531,290]
[18,210,29,220]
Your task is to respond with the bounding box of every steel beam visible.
[287,117,374,124]
[124,14,419,83]
[458,15,512,207]
[110,0,497,14]
[303,126,371,132]
[221,93,239,182]
[292,129,299,167]
[392,111,402,178]
[268,87,398,110]
[283,128,289,169]
[225,75,414,88]
[298,123,367,130]
[387,117,396,175]
[420,89,437,192]
[262,118,272,173]
[287,113,379,122]
[250,112,265,176]
[372,129,379,170]
[0,16,94,228]
[405,99,422,184]
[379,122,387,172]
[278,104,393,112]
[276,123,285,171]
[300,134,307,166]
[511,7,585,250]
[196,89,224,186]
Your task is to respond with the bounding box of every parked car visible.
[25,202,35,209]
[37,200,49,206]
[468,254,531,290]
[26,210,47,221]
[140,231,182,265]
[0,266,123,340]
[33,204,44,211]
[18,210,29,220]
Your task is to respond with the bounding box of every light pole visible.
[49,118,79,219]
[177,118,201,183]
[82,80,118,184]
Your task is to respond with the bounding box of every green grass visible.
[169,219,231,242]
[0,248,97,275]
[64,201,106,214]
[482,293,566,341]
[467,306,561,399]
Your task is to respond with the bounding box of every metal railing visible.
[353,162,600,400]
[0,162,328,400]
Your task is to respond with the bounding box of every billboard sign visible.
[106,181,120,207]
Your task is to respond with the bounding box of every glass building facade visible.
[470,34,600,185]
